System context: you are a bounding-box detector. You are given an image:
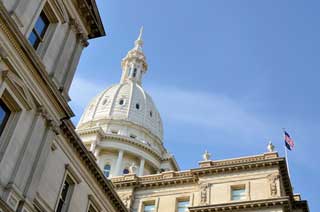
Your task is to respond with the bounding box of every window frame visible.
[231,185,246,201]
[0,99,11,136]
[143,202,155,212]
[103,164,111,178]
[28,11,50,49]
[176,197,190,212]
[55,173,76,212]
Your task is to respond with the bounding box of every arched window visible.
[135,103,140,110]
[123,168,129,175]
[119,99,125,105]
[103,164,111,177]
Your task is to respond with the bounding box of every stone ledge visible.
[189,197,290,212]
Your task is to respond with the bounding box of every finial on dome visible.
[138,26,143,40]
[134,26,144,51]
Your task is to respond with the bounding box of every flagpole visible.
[284,145,292,180]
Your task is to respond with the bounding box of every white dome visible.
[77,81,163,140]
[76,28,179,176]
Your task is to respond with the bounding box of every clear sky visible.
[69,0,319,210]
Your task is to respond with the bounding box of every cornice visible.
[77,118,163,144]
[76,0,105,39]
[60,120,128,212]
[292,200,310,212]
[111,171,197,189]
[110,153,293,196]
[77,127,164,161]
[188,197,290,212]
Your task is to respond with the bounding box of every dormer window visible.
[28,11,50,49]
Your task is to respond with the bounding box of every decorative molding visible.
[75,0,105,39]
[65,164,82,184]
[268,173,280,197]
[189,197,290,212]
[59,120,128,212]
[199,183,209,206]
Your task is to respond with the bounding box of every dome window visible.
[111,129,119,134]
[102,98,108,105]
[130,134,137,139]
[123,168,129,175]
[135,103,140,109]
[133,68,137,77]
[103,164,111,177]
[119,99,125,105]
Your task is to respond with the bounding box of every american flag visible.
[284,131,294,150]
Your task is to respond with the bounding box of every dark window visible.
[150,111,153,117]
[123,168,129,174]
[119,99,124,105]
[130,134,137,139]
[103,164,111,177]
[0,100,10,136]
[28,12,50,49]
[133,68,137,77]
[56,176,74,212]
[136,103,140,109]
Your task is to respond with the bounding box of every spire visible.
[120,27,148,84]
[134,26,144,51]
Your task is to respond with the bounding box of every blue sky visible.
[69,0,319,210]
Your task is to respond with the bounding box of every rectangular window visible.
[56,176,75,212]
[143,203,155,212]
[231,185,246,201]
[88,205,98,212]
[0,99,11,136]
[28,11,50,49]
[177,200,189,212]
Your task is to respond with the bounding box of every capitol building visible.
[76,29,310,212]
[0,0,310,212]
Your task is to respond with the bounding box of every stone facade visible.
[111,152,309,212]
[0,0,126,212]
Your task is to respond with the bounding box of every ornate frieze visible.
[199,183,210,206]
[268,173,280,197]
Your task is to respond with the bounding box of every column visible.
[138,158,145,176]
[114,150,124,176]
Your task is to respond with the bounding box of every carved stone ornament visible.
[120,194,132,209]
[268,173,280,197]
[129,162,137,174]
[199,183,209,205]
[267,141,275,152]
[203,150,211,161]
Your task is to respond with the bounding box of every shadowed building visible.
[0,0,126,212]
